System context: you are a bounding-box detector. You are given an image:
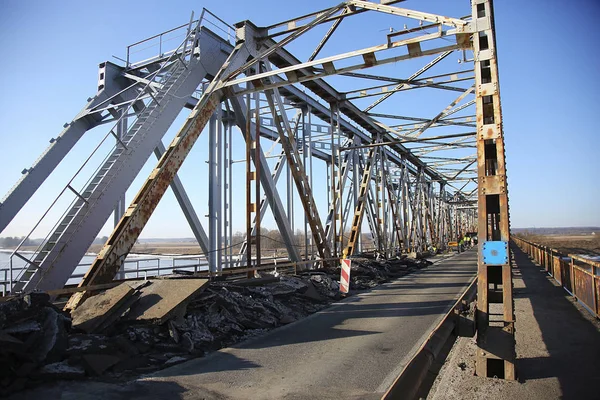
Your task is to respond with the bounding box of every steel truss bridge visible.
[0,0,514,380]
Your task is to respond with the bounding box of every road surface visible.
[13,251,477,400]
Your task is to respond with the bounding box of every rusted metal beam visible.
[65,39,252,310]
[473,0,516,380]
[261,64,333,264]
[349,0,469,28]
[65,91,221,310]
[344,146,378,257]
[264,1,406,38]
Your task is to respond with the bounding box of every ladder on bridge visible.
[10,22,210,293]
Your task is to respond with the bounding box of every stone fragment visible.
[300,281,324,302]
[180,332,194,353]
[114,335,140,356]
[4,320,41,335]
[81,354,121,376]
[164,356,189,366]
[111,355,152,373]
[279,315,296,324]
[37,361,85,380]
[35,307,68,363]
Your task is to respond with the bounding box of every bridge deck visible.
[429,244,600,399]
[12,251,476,399]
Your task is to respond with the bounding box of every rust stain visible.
[67,93,220,310]
[573,267,594,311]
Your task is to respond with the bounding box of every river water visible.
[0,249,209,290]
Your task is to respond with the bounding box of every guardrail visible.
[125,8,235,68]
[383,277,477,400]
[33,257,343,299]
[0,254,287,296]
[512,236,599,319]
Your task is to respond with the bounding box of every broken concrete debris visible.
[124,279,208,324]
[0,255,431,395]
[70,282,135,333]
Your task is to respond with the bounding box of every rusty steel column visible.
[473,0,516,380]
[254,91,261,272]
[245,90,261,276]
[329,103,338,257]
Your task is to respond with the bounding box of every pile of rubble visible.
[0,255,431,395]
[323,254,432,290]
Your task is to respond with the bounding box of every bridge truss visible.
[0,0,514,380]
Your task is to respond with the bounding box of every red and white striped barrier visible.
[340,259,351,293]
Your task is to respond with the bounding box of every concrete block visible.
[71,283,134,333]
[124,279,208,324]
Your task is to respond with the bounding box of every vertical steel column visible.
[243,89,262,274]
[254,92,261,271]
[352,137,361,253]
[216,107,223,270]
[208,111,220,273]
[376,150,382,252]
[307,107,314,260]
[473,0,515,380]
[401,158,409,252]
[114,108,127,227]
[437,184,445,249]
[379,148,388,255]
[287,154,294,234]
[302,108,309,259]
[245,93,253,271]
[227,121,233,269]
[335,107,343,256]
[222,119,231,271]
[426,182,435,249]
[329,104,338,256]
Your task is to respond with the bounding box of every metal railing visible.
[512,236,599,319]
[125,8,235,68]
[1,254,288,296]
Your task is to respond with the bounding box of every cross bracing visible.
[0,0,514,379]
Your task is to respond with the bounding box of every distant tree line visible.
[228,228,375,254]
[0,236,41,248]
[0,236,110,249]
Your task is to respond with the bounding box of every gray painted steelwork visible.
[13,27,232,292]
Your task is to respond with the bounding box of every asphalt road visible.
[12,251,477,400]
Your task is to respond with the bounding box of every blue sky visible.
[0,0,598,240]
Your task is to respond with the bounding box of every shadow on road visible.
[511,244,600,399]
[9,379,189,400]
[150,351,261,377]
